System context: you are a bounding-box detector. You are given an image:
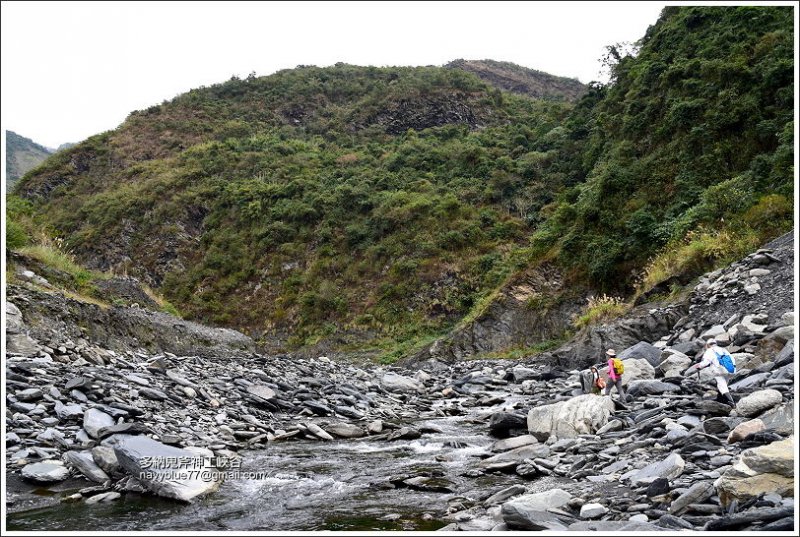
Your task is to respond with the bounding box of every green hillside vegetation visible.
[6,130,53,188]
[529,6,794,287]
[11,65,574,355]
[10,6,794,360]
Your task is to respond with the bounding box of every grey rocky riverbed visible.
[4,233,795,531]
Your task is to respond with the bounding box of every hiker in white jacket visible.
[684,338,736,407]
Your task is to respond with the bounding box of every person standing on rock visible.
[603,349,627,400]
[683,338,736,407]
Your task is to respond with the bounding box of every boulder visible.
[527,395,615,440]
[491,435,539,453]
[624,452,685,485]
[728,373,770,393]
[489,412,528,437]
[85,491,121,504]
[380,372,424,393]
[714,437,794,507]
[21,460,70,483]
[54,400,84,420]
[113,435,222,502]
[740,436,794,476]
[737,389,782,418]
[16,388,43,401]
[619,341,663,368]
[759,404,794,435]
[62,450,110,483]
[580,503,608,519]
[484,484,527,506]
[626,380,681,397]
[728,324,754,346]
[305,423,335,441]
[604,358,655,387]
[774,339,794,366]
[727,419,766,443]
[657,350,692,379]
[511,366,538,383]
[669,481,715,515]
[92,445,122,476]
[246,384,276,401]
[83,408,115,439]
[480,444,551,467]
[324,422,364,439]
[700,325,726,341]
[501,489,572,530]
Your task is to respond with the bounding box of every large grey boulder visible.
[619,341,663,367]
[305,423,334,441]
[511,366,538,383]
[580,503,608,519]
[21,460,70,483]
[113,435,222,502]
[737,389,782,418]
[501,489,572,530]
[92,445,123,476]
[759,404,794,435]
[669,481,715,515]
[623,452,685,485]
[626,380,681,397]
[714,436,794,507]
[774,339,794,366]
[527,395,615,440]
[246,384,276,401]
[54,400,84,420]
[380,372,424,393]
[83,408,115,439]
[480,444,551,467]
[62,450,110,483]
[491,435,539,453]
[729,373,770,393]
[657,350,692,379]
[324,422,364,439]
[597,358,654,387]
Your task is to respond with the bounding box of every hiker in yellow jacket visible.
[604,349,627,400]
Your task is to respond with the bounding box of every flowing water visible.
[7,414,569,531]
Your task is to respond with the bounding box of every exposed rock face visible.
[7,284,254,358]
[714,437,794,507]
[447,59,587,102]
[410,264,585,364]
[112,435,222,502]
[527,394,615,440]
[372,94,483,135]
[553,304,686,370]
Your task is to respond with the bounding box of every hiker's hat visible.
[707,338,717,345]
[606,349,616,357]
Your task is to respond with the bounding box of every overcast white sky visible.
[1,1,670,148]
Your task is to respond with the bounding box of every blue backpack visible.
[714,349,736,374]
